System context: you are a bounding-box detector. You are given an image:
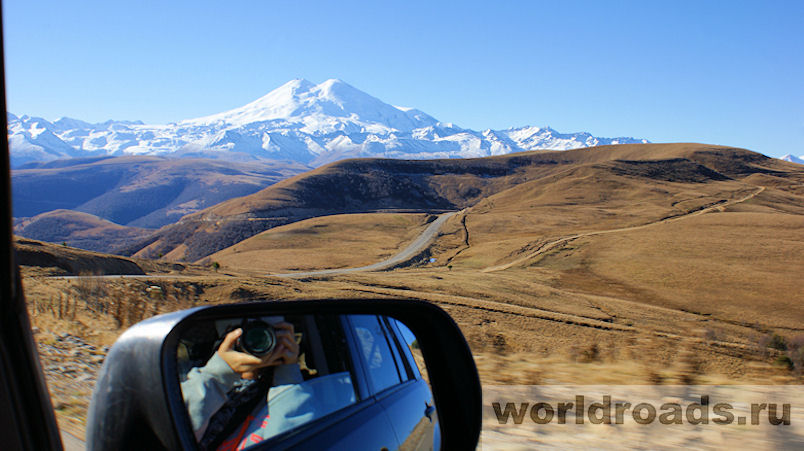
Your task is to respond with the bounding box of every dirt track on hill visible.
[481,186,765,272]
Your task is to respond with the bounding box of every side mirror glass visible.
[177,313,434,450]
[87,299,480,451]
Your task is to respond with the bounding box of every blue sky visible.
[3,0,803,158]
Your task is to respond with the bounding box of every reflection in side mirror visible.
[86,299,480,451]
[177,314,437,450]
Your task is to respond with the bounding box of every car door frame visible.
[0,5,65,449]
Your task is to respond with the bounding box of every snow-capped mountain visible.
[781,154,804,165]
[8,79,650,168]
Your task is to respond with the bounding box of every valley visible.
[12,156,307,252]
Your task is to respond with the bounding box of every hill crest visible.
[119,143,798,262]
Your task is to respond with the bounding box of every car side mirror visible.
[86,299,481,450]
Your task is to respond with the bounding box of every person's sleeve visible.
[180,352,241,440]
[272,363,303,386]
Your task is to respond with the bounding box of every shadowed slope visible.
[12,156,308,228]
[14,210,151,253]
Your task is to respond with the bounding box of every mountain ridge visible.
[8,78,649,168]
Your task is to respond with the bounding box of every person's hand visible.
[273,322,300,365]
[216,322,299,380]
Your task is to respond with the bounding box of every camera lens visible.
[240,320,276,356]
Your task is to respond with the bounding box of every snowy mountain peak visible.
[317,77,348,91]
[52,117,96,131]
[781,154,804,165]
[181,78,316,126]
[179,77,431,132]
[8,78,651,168]
[284,77,316,90]
[314,78,376,104]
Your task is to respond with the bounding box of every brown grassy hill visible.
[12,155,308,228]
[14,237,146,276]
[13,236,200,276]
[122,143,791,262]
[14,209,152,253]
[429,166,764,268]
[531,211,804,329]
[422,146,804,329]
[206,213,434,272]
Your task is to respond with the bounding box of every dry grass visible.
[20,257,804,436]
[532,210,804,330]
[430,175,772,270]
[25,267,798,385]
[23,274,206,347]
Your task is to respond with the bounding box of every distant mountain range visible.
[8,78,650,168]
[12,156,307,228]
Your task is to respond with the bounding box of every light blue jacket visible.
[181,353,355,445]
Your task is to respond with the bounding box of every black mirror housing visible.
[87,299,481,450]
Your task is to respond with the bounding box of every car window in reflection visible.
[390,318,428,383]
[348,315,404,394]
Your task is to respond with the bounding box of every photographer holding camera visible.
[181,319,306,451]
[218,321,299,380]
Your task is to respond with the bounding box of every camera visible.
[235,319,277,357]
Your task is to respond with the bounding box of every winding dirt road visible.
[269,211,459,278]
